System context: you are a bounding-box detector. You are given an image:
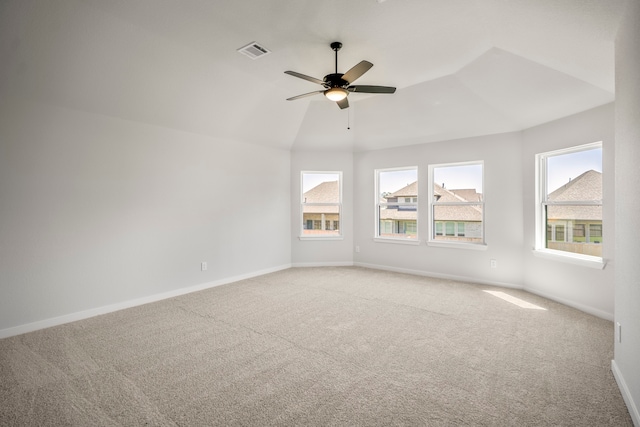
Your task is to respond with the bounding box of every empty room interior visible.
[1,0,640,425]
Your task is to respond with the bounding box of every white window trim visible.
[427,241,488,250]
[374,166,419,243]
[373,237,421,245]
[299,235,343,241]
[427,160,485,249]
[534,141,604,266]
[300,171,343,240]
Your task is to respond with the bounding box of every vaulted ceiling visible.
[0,0,628,152]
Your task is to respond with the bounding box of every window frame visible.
[374,166,419,245]
[299,171,343,240]
[427,161,486,250]
[534,141,605,268]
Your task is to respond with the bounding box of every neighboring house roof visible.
[381,182,483,221]
[547,170,602,220]
[433,185,483,203]
[379,207,418,221]
[433,206,482,221]
[433,183,482,221]
[303,181,339,214]
[449,188,483,202]
[382,181,418,220]
[383,182,418,220]
[434,205,483,221]
[548,170,601,201]
[390,182,418,197]
[304,173,602,223]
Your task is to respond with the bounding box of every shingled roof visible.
[390,182,418,197]
[432,183,483,221]
[302,172,601,223]
[449,188,483,203]
[547,170,602,220]
[379,207,418,221]
[303,181,339,214]
[381,181,483,221]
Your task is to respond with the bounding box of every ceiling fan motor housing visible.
[324,73,348,88]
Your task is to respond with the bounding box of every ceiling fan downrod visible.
[330,42,342,74]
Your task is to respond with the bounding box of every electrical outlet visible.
[490,259,497,269]
[355,245,360,253]
[201,262,207,271]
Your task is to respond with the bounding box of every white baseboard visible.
[0,263,292,339]
[354,262,523,290]
[523,287,614,321]
[292,261,355,268]
[612,359,640,426]
[0,261,615,338]
[353,261,614,320]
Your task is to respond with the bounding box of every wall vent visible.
[237,42,271,59]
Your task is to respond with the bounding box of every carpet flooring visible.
[0,266,633,426]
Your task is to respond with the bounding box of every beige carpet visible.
[0,266,633,426]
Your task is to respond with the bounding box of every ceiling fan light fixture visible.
[324,87,348,101]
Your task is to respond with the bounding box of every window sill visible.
[374,237,421,246]
[427,241,488,251]
[299,235,344,241]
[532,248,606,269]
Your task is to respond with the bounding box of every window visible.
[445,222,455,236]
[535,142,603,261]
[457,222,465,236]
[301,171,342,238]
[375,167,418,241]
[428,162,484,246]
[573,224,585,238]
[435,222,443,236]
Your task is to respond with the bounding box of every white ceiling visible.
[0,0,628,152]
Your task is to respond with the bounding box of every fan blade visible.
[342,60,373,84]
[284,71,325,86]
[286,91,323,101]
[348,85,396,94]
[337,97,349,109]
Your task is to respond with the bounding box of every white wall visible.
[353,132,524,287]
[613,0,640,423]
[521,104,615,320]
[0,98,291,335]
[290,151,354,266]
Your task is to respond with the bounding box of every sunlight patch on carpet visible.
[483,290,547,310]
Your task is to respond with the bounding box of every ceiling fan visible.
[284,42,396,109]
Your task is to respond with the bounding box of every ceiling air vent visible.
[237,42,271,59]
